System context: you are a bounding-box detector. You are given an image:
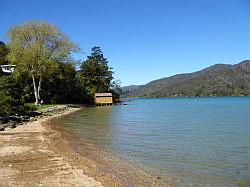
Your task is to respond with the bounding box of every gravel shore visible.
[0,107,103,187]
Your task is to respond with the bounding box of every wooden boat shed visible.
[95,93,113,106]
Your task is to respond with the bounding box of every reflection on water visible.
[55,97,250,187]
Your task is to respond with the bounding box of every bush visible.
[0,75,35,116]
[0,91,14,115]
[17,103,38,113]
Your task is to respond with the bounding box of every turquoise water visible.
[55,97,250,186]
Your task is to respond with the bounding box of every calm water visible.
[55,97,250,187]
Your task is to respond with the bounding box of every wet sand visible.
[0,107,176,187]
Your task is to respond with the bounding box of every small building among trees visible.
[0,65,16,73]
[95,93,113,105]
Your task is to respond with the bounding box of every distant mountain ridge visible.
[121,85,139,96]
[124,60,250,98]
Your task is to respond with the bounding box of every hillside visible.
[125,60,250,97]
[121,85,140,97]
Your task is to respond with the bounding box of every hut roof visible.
[95,93,112,97]
[0,65,16,67]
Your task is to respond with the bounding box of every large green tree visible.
[43,61,82,104]
[0,41,8,65]
[78,46,113,102]
[7,21,78,104]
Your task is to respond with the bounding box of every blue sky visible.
[0,0,250,86]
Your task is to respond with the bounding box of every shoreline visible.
[0,106,103,186]
[0,106,176,187]
[50,109,177,187]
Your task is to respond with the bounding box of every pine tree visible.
[78,46,113,102]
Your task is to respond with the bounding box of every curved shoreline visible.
[0,107,103,186]
[50,109,177,187]
[0,107,176,186]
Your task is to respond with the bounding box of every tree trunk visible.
[37,76,42,102]
[32,75,39,105]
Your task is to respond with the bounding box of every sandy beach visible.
[0,107,174,187]
[0,107,106,187]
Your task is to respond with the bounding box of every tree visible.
[7,21,78,104]
[78,46,113,102]
[0,75,23,115]
[0,41,8,77]
[0,41,8,65]
[110,79,122,103]
[43,61,82,104]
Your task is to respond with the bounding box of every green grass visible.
[37,104,63,110]
[26,103,64,111]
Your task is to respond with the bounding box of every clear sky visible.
[0,0,250,86]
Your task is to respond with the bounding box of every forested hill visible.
[121,85,139,96]
[125,60,250,98]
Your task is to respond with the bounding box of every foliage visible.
[0,66,3,77]
[7,20,79,104]
[0,91,13,115]
[0,41,8,77]
[42,61,83,104]
[0,41,8,65]
[25,103,62,111]
[78,46,114,103]
[0,75,25,115]
[110,80,122,102]
[1,21,121,115]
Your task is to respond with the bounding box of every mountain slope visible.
[121,85,140,96]
[126,60,250,97]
